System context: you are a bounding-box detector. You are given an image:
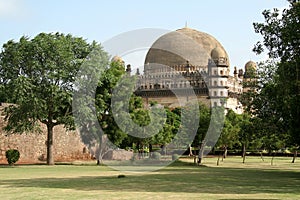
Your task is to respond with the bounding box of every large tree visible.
[253,1,300,149]
[0,33,104,165]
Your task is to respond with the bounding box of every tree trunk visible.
[242,144,246,163]
[96,135,109,165]
[96,149,104,166]
[222,145,228,161]
[149,143,153,158]
[217,152,221,166]
[46,124,54,165]
[188,144,193,156]
[137,142,141,159]
[198,141,206,165]
[292,150,297,163]
[271,153,275,165]
[97,153,103,165]
[260,151,264,162]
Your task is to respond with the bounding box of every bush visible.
[152,152,161,160]
[6,149,20,165]
[172,154,179,161]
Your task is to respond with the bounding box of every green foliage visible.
[253,2,300,146]
[0,84,6,103]
[0,33,95,132]
[190,103,212,148]
[151,108,180,145]
[253,2,300,60]
[0,32,104,164]
[217,110,242,149]
[170,103,204,148]
[95,60,127,147]
[5,149,20,165]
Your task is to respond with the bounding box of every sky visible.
[0,0,289,74]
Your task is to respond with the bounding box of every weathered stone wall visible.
[0,105,91,164]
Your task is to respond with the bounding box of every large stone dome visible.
[144,27,229,70]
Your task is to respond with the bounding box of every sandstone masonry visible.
[0,104,91,164]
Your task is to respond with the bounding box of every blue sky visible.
[0,0,289,73]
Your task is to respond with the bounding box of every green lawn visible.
[0,156,300,200]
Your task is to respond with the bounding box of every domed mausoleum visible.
[144,27,229,70]
[123,27,255,113]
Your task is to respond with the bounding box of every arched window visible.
[214,91,217,96]
[220,70,224,75]
[214,80,217,86]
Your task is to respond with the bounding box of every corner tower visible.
[243,60,257,93]
[208,47,230,107]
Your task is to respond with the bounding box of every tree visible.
[0,33,102,165]
[238,113,254,163]
[253,1,300,160]
[217,109,242,161]
[150,107,180,156]
[73,53,126,165]
[191,104,210,148]
[96,60,127,147]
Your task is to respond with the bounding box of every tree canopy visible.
[0,32,105,165]
[253,1,300,147]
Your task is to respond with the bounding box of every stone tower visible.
[208,47,230,107]
[243,61,257,93]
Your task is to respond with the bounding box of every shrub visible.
[172,154,179,161]
[152,152,161,160]
[5,149,20,165]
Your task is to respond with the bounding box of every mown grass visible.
[0,156,299,200]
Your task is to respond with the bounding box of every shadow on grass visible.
[0,161,299,195]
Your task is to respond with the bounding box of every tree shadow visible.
[0,165,300,195]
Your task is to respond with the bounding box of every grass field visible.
[0,156,300,200]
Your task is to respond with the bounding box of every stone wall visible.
[0,105,91,164]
